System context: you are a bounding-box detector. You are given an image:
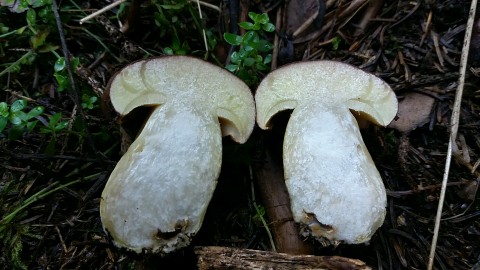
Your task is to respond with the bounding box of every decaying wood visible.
[253,134,313,255]
[195,246,371,270]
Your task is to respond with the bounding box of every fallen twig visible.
[79,0,127,24]
[51,0,97,154]
[427,1,478,269]
[195,246,371,270]
[253,133,313,255]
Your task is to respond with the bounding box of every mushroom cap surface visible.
[255,60,397,129]
[109,55,255,143]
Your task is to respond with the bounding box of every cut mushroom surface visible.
[101,56,255,253]
[255,60,397,244]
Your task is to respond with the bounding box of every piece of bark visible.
[254,146,314,255]
[388,92,435,134]
[195,246,371,270]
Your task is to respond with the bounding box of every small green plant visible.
[331,36,342,51]
[39,112,68,135]
[0,177,86,269]
[53,56,80,92]
[252,202,276,251]
[163,34,190,55]
[0,100,44,139]
[39,112,69,154]
[153,0,207,55]
[1,220,42,270]
[224,12,275,86]
[0,0,56,78]
[81,93,98,110]
[1,0,51,13]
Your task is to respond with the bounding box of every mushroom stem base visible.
[283,104,386,244]
[100,104,222,253]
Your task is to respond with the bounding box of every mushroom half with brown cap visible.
[255,60,398,244]
[100,56,255,254]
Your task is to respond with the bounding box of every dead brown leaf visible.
[285,0,324,40]
[388,92,435,134]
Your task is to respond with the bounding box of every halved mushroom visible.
[255,60,397,244]
[100,56,255,254]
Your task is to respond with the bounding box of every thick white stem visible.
[100,103,222,253]
[283,104,386,243]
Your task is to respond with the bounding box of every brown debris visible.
[388,92,436,134]
[195,246,371,270]
[254,142,314,255]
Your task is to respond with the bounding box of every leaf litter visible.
[1,0,480,269]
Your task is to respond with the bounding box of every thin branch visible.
[194,0,209,54]
[271,6,281,69]
[51,0,97,154]
[79,0,127,24]
[189,0,221,13]
[427,1,477,269]
[292,10,319,38]
[386,180,469,197]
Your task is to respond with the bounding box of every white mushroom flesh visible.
[255,60,397,244]
[100,103,221,253]
[100,56,255,253]
[284,103,386,243]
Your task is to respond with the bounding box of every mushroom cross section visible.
[100,56,255,254]
[255,60,398,244]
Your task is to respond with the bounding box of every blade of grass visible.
[0,173,101,229]
[250,166,276,252]
[0,50,34,79]
[4,183,65,226]
[427,1,477,269]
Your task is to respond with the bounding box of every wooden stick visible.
[253,132,314,255]
[79,0,127,24]
[427,0,478,269]
[195,246,371,270]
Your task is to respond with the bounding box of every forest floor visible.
[1,0,480,269]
